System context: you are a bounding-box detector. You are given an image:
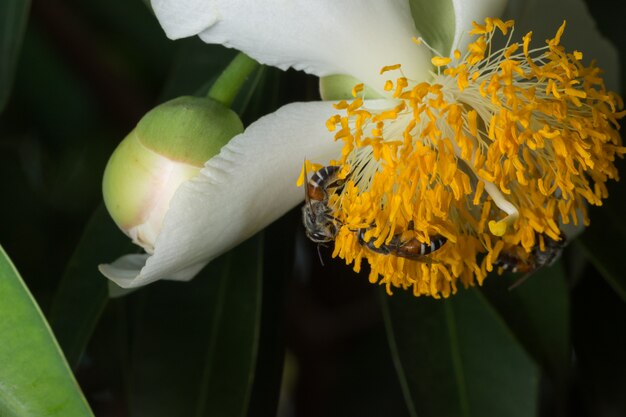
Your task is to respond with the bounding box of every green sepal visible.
[319,0,456,101]
[319,74,384,101]
[409,0,456,56]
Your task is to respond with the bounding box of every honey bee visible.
[302,164,448,263]
[357,221,447,261]
[302,165,345,243]
[494,233,565,288]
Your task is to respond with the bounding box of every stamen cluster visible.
[322,18,624,298]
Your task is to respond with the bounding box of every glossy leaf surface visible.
[383,287,539,417]
[127,234,263,417]
[0,245,93,417]
[49,204,137,368]
[481,262,570,382]
[0,0,30,113]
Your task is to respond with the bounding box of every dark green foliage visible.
[1,0,625,416]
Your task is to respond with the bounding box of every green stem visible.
[207,53,259,108]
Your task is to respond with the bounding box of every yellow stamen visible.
[312,18,624,298]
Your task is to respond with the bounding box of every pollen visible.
[319,18,624,298]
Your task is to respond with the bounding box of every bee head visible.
[302,203,337,243]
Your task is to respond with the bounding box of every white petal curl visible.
[151,0,433,93]
[504,0,619,90]
[450,0,508,54]
[100,101,348,288]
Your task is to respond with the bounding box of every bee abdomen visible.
[306,166,342,201]
[395,235,447,259]
[357,228,447,260]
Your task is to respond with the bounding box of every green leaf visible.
[579,214,626,302]
[577,158,626,303]
[409,0,455,56]
[572,270,626,415]
[0,244,93,417]
[481,262,570,384]
[128,234,263,417]
[160,40,237,101]
[49,204,137,368]
[0,0,30,113]
[382,288,539,417]
[246,212,296,417]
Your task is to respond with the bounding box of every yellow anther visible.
[488,220,507,236]
[565,88,587,99]
[470,21,488,35]
[504,44,519,59]
[493,18,514,35]
[351,83,364,97]
[432,57,452,67]
[380,64,401,74]
[551,21,567,45]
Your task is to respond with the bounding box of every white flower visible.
[100,0,618,288]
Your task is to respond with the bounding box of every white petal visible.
[450,0,508,54]
[100,101,346,288]
[151,0,218,39]
[151,0,433,92]
[503,0,619,90]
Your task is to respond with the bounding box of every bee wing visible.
[413,257,442,265]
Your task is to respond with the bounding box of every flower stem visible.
[207,53,259,108]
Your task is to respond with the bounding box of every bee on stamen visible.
[357,221,447,261]
[494,233,566,289]
[302,164,448,263]
[301,164,345,244]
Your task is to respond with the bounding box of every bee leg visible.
[316,244,325,266]
[508,272,533,290]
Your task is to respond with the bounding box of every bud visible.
[103,96,243,253]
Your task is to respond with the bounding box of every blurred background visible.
[1,0,625,416]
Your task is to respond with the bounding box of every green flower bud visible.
[103,96,243,253]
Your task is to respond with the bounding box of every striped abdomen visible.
[306,165,342,201]
[357,229,447,260]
